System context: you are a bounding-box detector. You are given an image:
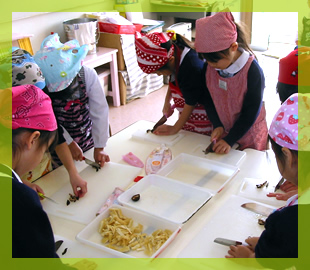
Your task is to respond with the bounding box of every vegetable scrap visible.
[62,247,68,255]
[66,193,79,206]
[98,208,172,256]
[131,194,140,202]
[256,181,268,188]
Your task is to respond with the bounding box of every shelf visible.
[150,0,211,12]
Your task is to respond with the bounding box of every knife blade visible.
[203,139,216,154]
[274,176,285,192]
[55,240,64,252]
[147,104,176,133]
[83,156,101,170]
[38,192,59,204]
[241,203,274,216]
[214,237,242,246]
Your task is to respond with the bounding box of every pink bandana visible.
[135,32,175,73]
[269,94,299,150]
[12,85,57,131]
[195,12,237,53]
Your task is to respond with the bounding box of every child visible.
[34,33,110,167]
[135,31,213,136]
[225,93,310,268]
[195,12,268,154]
[12,47,87,198]
[3,84,96,269]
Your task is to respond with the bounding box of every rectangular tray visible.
[41,162,141,224]
[117,174,212,224]
[76,204,181,258]
[157,153,239,195]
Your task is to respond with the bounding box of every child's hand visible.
[94,148,110,167]
[225,245,255,258]
[267,189,298,201]
[69,141,83,161]
[280,181,298,192]
[213,139,231,154]
[71,259,97,270]
[163,103,174,118]
[211,127,224,142]
[22,180,45,198]
[153,124,178,135]
[245,236,259,251]
[69,172,88,198]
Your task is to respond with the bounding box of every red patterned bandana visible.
[11,85,57,131]
[135,32,175,73]
[195,12,237,53]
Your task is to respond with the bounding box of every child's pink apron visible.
[206,56,268,150]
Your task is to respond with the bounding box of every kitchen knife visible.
[83,156,101,170]
[241,203,274,216]
[55,240,64,252]
[214,237,242,246]
[203,139,216,154]
[38,192,59,204]
[274,176,285,192]
[147,104,176,133]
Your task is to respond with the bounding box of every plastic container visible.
[117,174,212,224]
[63,18,99,55]
[98,22,143,34]
[76,204,181,258]
[157,153,239,195]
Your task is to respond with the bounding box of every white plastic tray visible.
[117,174,212,224]
[76,204,181,258]
[132,129,185,146]
[157,153,239,195]
[238,178,286,208]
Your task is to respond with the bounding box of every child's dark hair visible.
[269,134,298,165]
[12,128,58,159]
[276,82,298,104]
[199,22,256,63]
[158,33,194,71]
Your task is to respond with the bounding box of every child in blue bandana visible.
[34,33,110,167]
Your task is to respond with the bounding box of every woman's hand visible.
[68,141,83,161]
[153,124,178,136]
[94,148,110,167]
[69,172,88,198]
[225,245,255,258]
[211,127,224,142]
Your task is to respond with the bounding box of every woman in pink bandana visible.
[195,12,268,153]
[135,31,213,136]
[225,93,310,268]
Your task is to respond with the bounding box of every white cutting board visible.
[191,144,246,167]
[54,235,115,258]
[238,178,286,208]
[178,195,271,258]
[42,162,141,224]
[132,129,185,146]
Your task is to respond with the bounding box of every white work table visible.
[37,120,283,259]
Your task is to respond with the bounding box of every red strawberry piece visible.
[276,112,284,121]
[288,114,298,124]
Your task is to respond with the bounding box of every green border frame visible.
[1,0,309,269]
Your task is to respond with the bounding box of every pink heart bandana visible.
[12,85,57,131]
[195,12,237,53]
[135,32,175,74]
[269,93,310,151]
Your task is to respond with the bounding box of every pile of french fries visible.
[98,208,172,256]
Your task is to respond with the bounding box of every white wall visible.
[12,12,86,53]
